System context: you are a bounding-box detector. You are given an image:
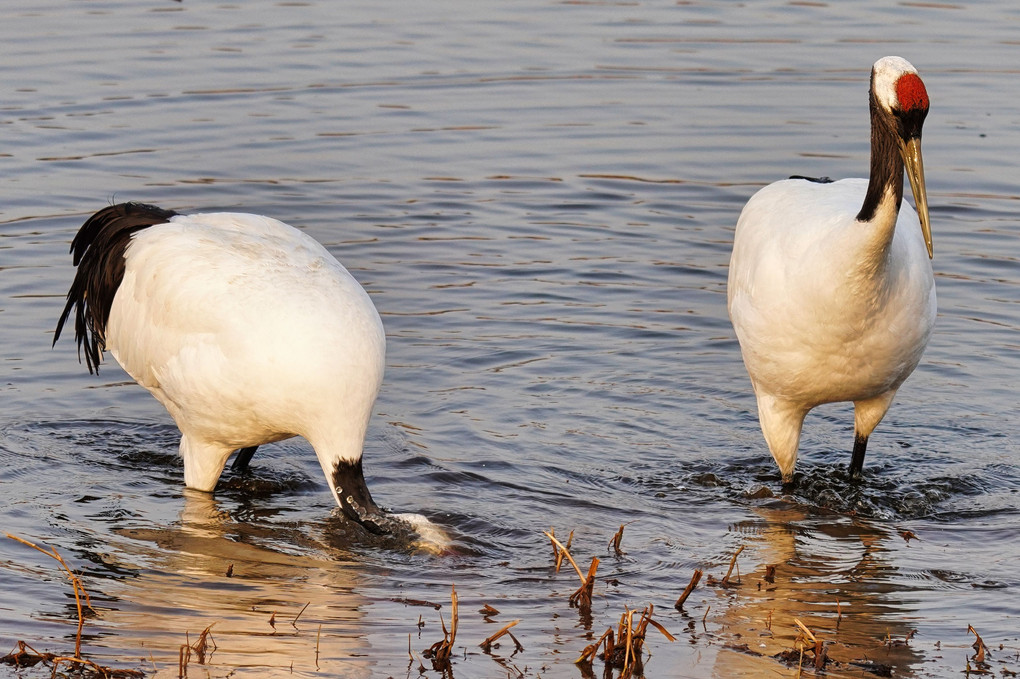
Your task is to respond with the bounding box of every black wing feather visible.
[788,175,834,184]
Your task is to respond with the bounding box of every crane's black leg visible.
[849,434,868,479]
[232,446,259,473]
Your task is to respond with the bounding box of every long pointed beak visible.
[332,458,388,535]
[899,136,933,259]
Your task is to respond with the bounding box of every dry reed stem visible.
[5,533,97,659]
[479,619,522,653]
[574,628,614,665]
[192,624,216,665]
[623,609,635,673]
[575,604,674,677]
[179,635,190,678]
[390,596,442,610]
[548,527,574,573]
[969,624,989,663]
[644,613,677,642]
[543,531,583,582]
[292,602,310,628]
[609,524,626,556]
[316,624,322,671]
[424,585,459,668]
[178,624,217,677]
[1,626,141,677]
[51,654,124,678]
[569,557,599,611]
[794,618,816,644]
[674,568,703,610]
[721,545,745,586]
[793,619,828,670]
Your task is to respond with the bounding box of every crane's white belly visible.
[728,178,936,407]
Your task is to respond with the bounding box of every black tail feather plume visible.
[54,202,178,374]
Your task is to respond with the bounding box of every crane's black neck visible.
[855,95,905,224]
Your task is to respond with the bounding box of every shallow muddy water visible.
[2,1,1019,677]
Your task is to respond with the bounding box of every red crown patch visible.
[896,73,929,111]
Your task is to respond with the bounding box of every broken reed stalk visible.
[793,619,827,670]
[5,533,96,659]
[569,557,600,611]
[968,624,989,663]
[548,528,575,573]
[50,654,119,678]
[574,604,675,677]
[424,585,459,668]
[544,531,582,581]
[609,524,625,556]
[179,633,190,678]
[545,530,600,612]
[623,609,635,673]
[674,568,703,610]
[292,602,310,628]
[316,624,322,671]
[0,641,130,678]
[179,624,217,677]
[794,619,816,644]
[721,545,744,586]
[479,619,523,653]
[192,624,216,665]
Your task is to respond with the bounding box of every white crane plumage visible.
[728,56,936,482]
[55,203,390,533]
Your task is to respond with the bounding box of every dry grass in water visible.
[423,584,459,671]
[762,618,829,675]
[543,531,598,613]
[178,623,217,677]
[2,533,143,679]
[575,604,675,679]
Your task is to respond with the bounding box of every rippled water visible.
[2,1,1019,677]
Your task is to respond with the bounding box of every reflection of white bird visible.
[55,203,389,532]
[727,57,936,482]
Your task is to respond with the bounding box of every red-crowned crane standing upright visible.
[727,56,936,482]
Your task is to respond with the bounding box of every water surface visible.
[2,1,1019,677]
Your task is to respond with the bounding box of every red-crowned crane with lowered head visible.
[55,204,391,533]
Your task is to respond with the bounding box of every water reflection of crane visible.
[708,501,924,677]
[96,491,373,678]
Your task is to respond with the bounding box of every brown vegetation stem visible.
[721,545,745,586]
[674,569,703,610]
[6,533,96,658]
[543,531,585,584]
[480,619,521,651]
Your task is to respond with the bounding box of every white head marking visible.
[871,56,919,112]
